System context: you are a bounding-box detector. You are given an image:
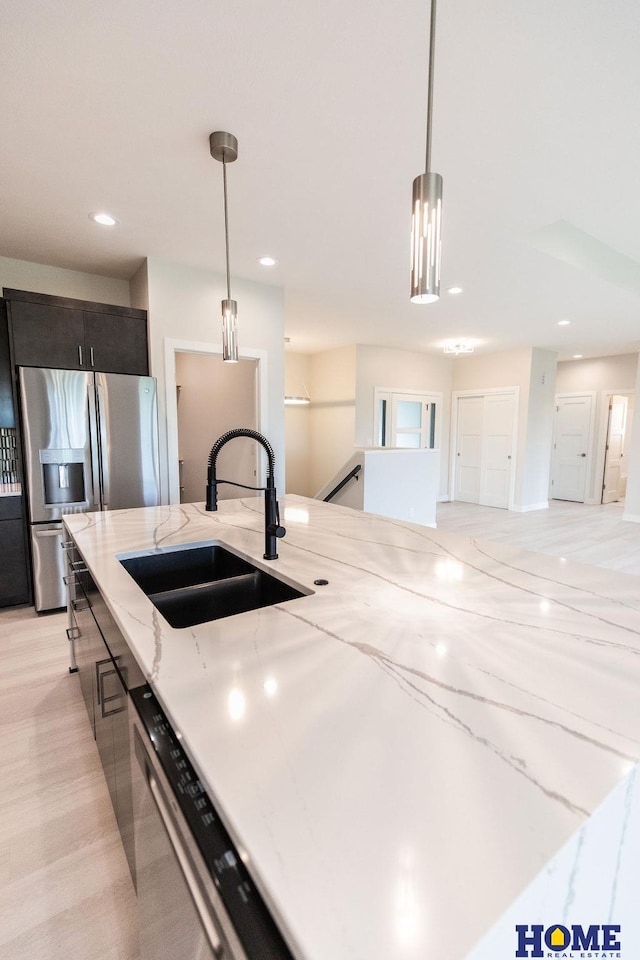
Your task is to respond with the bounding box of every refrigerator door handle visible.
[96,382,110,508]
[87,382,102,508]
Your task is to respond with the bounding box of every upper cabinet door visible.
[9,300,85,369]
[83,311,149,376]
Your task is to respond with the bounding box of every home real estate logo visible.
[515,923,622,958]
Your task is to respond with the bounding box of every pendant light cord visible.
[222,157,231,300]
[425,0,437,173]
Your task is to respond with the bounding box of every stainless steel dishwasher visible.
[129,686,296,960]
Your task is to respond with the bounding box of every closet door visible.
[480,393,515,508]
[454,392,516,508]
[455,396,483,503]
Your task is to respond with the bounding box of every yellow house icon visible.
[550,927,567,947]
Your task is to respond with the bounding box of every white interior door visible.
[480,393,515,508]
[455,396,483,503]
[602,395,628,503]
[551,395,593,502]
[390,394,435,448]
[455,393,516,508]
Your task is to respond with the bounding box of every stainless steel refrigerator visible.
[19,367,160,611]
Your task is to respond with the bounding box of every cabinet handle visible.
[96,659,125,717]
[71,597,90,612]
[90,346,94,367]
[78,345,83,366]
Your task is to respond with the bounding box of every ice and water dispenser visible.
[39,449,86,507]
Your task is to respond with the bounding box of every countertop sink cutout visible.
[118,540,311,628]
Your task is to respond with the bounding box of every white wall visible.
[0,254,130,305]
[556,353,638,393]
[142,258,285,503]
[285,352,312,496]
[309,345,357,495]
[355,344,453,498]
[522,349,558,508]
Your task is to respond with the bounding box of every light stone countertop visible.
[63,496,640,960]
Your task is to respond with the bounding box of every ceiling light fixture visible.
[89,212,118,226]
[410,0,443,304]
[573,354,583,359]
[558,319,571,326]
[284,395,310,406]
[210,131,239,363]
[258,256,278,267]
[447,286,463,295]
[443,339,474,355]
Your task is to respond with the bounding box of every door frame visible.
[164,339,269,505]
[594,388,635,505]
[373,386,443,449]
[550,391,597,504]
[449,387,519,509]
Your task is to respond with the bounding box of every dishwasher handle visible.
[147,770,226,959]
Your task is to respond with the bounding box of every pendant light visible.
[210,131,239,362]
[410,0,443,304]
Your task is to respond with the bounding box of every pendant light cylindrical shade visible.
[410,0,443,304]
[222,298,238,362]
[210,131,240,362]
[410,171,443,303]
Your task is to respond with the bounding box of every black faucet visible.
[206,428,286,560]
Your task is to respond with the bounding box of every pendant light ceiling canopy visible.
[410,0,443,305]
[210,131,239,362]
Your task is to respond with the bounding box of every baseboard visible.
[622,512,640,523]
[511,501,549,513]
[438,495,450,502]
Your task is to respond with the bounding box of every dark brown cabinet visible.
[5,289,149,376]
[0,497,30,605]
[68,548,142,886]
[0,301,30,606]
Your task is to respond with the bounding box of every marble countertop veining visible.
[63,497,640,960]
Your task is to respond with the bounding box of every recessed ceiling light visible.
[573,354,583,359]
[558,319,571,326]
[89,212,118,226]
[257,256,278,267]
[447,286,463,295]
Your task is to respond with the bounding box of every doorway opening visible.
[175,352,258,504]
[164,339,268,505]
[601,394,634,504]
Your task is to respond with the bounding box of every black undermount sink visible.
[118,541,309,629]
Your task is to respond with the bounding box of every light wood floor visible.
[1,498,637,959]
[0,606,139,960]
[437,497,640,575]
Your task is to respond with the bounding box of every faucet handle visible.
[267,522,286,539]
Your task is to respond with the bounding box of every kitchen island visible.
[63,497,640,960]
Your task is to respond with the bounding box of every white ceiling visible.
[2,0,640,360]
